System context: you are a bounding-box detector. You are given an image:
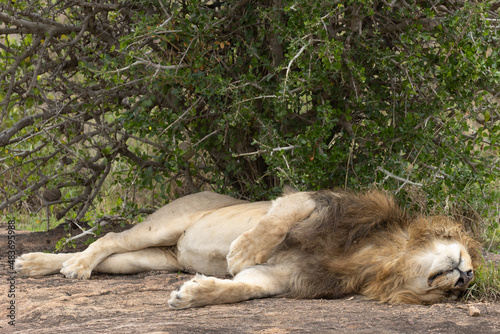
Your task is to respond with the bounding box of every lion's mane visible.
[277,190,480,303]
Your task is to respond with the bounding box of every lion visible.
[15,189,480,308]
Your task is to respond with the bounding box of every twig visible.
[345,130,357,190]
[101,59,187,74]
[376,166,423,189]
[232,95,278,106]
[487,202,499,252]
[283,40,311,98]
[233,145,296,157]
[75,159,113,221]
[162,97,203,134]
[176,36,196,75]
[193,130,219,147]
[61,215,126,246]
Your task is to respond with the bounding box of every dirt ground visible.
[1,222,500,334]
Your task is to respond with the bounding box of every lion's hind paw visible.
[15,253,58,277]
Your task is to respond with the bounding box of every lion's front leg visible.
[168,264,290,309]
[226,192,316,275]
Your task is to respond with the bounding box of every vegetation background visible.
[0,0,499,297]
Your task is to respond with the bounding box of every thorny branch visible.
[61,215,126,247]
[376,167,423,194]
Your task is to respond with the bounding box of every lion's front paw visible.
[168,274,216,309]
[168,286,197,310]
[15,253,54,277]
[61,255,92,279]
[226,232,268,276]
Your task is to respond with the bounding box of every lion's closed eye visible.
[427,271,445,285]
[427,268,455,286]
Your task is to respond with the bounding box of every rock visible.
[469,305,481,317]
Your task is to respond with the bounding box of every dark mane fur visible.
[287,189,408,251]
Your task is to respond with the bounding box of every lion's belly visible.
[175,201,271,275]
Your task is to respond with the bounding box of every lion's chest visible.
[175,201,271,275]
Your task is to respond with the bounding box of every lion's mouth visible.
[427,269,473,288]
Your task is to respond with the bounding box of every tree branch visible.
[61,215,126,247]
[0,12,79,36]
[376,167,423,187]
[0,112,53,146]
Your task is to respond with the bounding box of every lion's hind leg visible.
[60,192,245,279]
[15,253,76,277]
[16,248,181,277]
[94,247,180,274]
[168,264,291,309]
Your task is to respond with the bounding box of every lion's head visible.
[400,239,475,303]
[368,216,480,304]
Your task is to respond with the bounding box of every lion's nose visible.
[455,270,474,287]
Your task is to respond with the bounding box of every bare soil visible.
[1,222,500,334]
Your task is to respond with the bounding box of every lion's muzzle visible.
[455,270,474,288]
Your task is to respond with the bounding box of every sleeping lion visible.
[15,189,480,308]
